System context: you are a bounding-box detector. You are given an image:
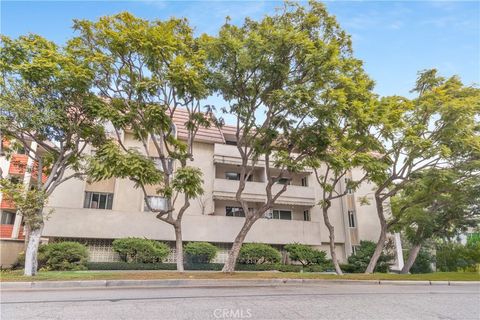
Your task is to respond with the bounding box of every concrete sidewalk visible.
[1,278,479,290]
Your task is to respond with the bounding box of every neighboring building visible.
[0,111,402,267]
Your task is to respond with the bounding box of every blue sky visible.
[2,0,479,100]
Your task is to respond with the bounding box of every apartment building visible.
[0,110,402,267]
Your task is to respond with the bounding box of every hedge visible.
[14,242,88,271]
[238,243,282,264]
[86,262,324,272]
[112,238,170,263]
[284,243,328,266]
[184,242,218,263]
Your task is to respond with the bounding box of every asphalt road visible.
[1,283,479,320]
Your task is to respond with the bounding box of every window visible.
[144,196,168,212]
[276,178,290,185]
[303,210,311,221]
[266,209,292,220]
[225,172,252,181]
[226,140,237,146]
[84,192,113,210]
[226,207,246,217]
[301,176,308,187]
[1,211,15,225]
[348,210,356,228]
[345,178,354,194]
[352,245,359,255]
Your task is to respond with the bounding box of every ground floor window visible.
[84,192,113,210]
[1,211,16,225]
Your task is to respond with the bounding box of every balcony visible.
[213,143,265,167]
[212,178,316,206]
[0,197,15,210]
[8,154,47,182]
[0,225,24,239]
[42,208,324,245]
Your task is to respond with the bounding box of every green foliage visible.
[86,262,322,272]
[407,249,434,274]
[238,243,281,264]
[87,262,177,270]
[112,238,170,263]
[13,246,48,270]
[184,242,218,263]
[284,243,327,266]
[436,241,480,272]
[346,241,391,273]
[0,179,49,230]
[40,242,89,271]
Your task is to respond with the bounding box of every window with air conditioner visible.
[226,206,246,217]
[225,172,252,181]
[265,209,292,220]
[144,196,168,212]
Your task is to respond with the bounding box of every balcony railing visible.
[212,178,316,206]
[42,207,328,245]
[8,154,47,182]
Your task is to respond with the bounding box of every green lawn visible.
[1,270,478,282]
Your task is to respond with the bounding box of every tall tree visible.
[207,1,367,272]
[392,166,480,274]
[71,13,216,271]
[0,35,106,276]
[364,69,480,273]
[307,68,382,275]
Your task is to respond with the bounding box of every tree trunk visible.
[24,223,44,276]
[401,243,422,274]
[365,196,387,274]
[174,223,184,272]
[222,217,256,273]
[322,206,343,275]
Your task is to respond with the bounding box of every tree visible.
[364,69,480,273]
[0,35,106,276]
[207,0,366,273]
[392,167,480,273]
[306,58,381,275]
[71,13,216,271]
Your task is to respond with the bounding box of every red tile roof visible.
[172,109,225,144]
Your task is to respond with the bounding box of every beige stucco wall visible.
[0,239,24,268]
[42,138,382,253]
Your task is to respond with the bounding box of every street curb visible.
[1,278,479,290]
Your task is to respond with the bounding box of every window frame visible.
[226,206,246,217]
[84,191,114,210]
[144,196,168,212]
[303,210,311,221]
[348,210,357,228]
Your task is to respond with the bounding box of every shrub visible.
[43,242,88,271]
[346,240,392,273]
[87,262,177,270]
[12,246,48,270]
[112,238,170,263]
[284,243,327,266]
[339,263,356,273]
[436,241,480,272]
[238,243,281,264]
[184,242,218,263]
[406,248,434,274]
